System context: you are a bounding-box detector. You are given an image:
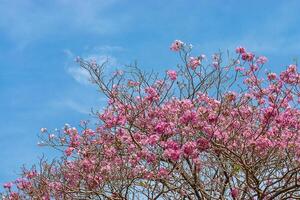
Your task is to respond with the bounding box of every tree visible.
[2,40,300,200]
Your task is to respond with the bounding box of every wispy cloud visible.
[0,0,129,48]
[63,49,90,85]
[64,47,120,85]
[86,54,118,67]
[67,67,91,85]
[49,94,106,115]
[85,45,125,53]
[57,99,91,115]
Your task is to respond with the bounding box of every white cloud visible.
[86,54,118,68]
[64,48,92,85]
[67,67,91,85]
[0,0,128,47]
[49,98,91,115]
[61,45,121,115]
[62,99,91,115]
[90,45,125,53]
[65,46,120,85]
[48,91,108,115]
[63,49,74,58]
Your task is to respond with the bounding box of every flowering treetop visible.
[1,40,300,200]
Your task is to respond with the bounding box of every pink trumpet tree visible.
[2,40,300,199]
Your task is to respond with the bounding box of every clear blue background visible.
[1,0,300,183]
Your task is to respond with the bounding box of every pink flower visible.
[154,122,168,134]
[234,66,245,72]
[16,179,31,190]
[128,80,140,87]
[230,188,239,198]
[26,170,37,179]
[188,57,201,70]
[279,64,299,84]
[148,134,160,145]
[288,64,297,73]
[180,110,197,124]
[65,147,75,156]
[225,91,237,102]
[235,46,246,54]
[82,159,94,172]
[48,181,62,191]
[157,168,169,178]
[197,138,210,151]
[182,141,197,157]
[163,148,180,161]
[256,56,268,64]
[162,140,180,150]
[8,192,19,199]
[83,129,95,136]
[145,87,159,102]
[170,40,184,51]
[3,182,13,189]
[267,72,277,81]
[155,79,165,87]
[167,70,177,80]
[241,52,254,61]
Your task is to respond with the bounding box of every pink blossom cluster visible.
[188,57,201,70]
[167,70,177,80]
[170,40,184,51]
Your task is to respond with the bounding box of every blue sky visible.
[1,0,300,183]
